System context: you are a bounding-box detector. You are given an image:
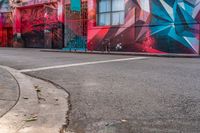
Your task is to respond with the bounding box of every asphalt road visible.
[0,48,200,133]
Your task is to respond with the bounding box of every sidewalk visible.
[41,49,200,58]
[0,66,69,133]
[0,68,19,118]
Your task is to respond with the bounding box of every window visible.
[97,0,125,26]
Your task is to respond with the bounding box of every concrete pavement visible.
[0,65,69,133]
[0,67,19,118]
[0,48,200,133]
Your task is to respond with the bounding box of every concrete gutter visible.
[0,66,69,133]
[40,49,200,58]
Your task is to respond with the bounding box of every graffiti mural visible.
[0,0,10,12]
[0,0,64,49]
[88,0,200,54]
[20,6,45,48]
[17,0,57,6]
[0,0,12,47]
[64,0,87,51]
[18,2,63,48]
[1,0,199,54]
[44,3,63,49]
[148,0,200,54]
[0,12,13,47]
[1,12,12,27]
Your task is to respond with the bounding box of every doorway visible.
[1,28,13,47]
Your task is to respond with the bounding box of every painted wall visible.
[0,0,10,12]
[17,0,57,6]
[0,13,13,47]
[0,0,12,47]
[1,0,199,54]
[88,0,200,54]
[0,0,64,48]
[12,0,64,48]
[64,0,87,50]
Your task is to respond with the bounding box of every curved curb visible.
[0,65,70,133]
[0,66,38,133]
[0,67,20,118]
[24,73,72,133]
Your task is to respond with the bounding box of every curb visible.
[0,66,69,133]
[0,66,38,133]
[0,68,20,118]
[40,49,200,58]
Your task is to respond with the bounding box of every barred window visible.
[97,0,125,26]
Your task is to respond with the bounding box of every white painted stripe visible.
[19,57,149,73]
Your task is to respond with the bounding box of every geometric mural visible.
[1,0,200,54]
[88,0,200,54]
[149,0,200,53]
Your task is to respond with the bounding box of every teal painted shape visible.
[151,17,171,25]
[64,36,87,51]
[70,0,81,11]
[178,5,196,23]
[151,2,173,22]
[62,48,86,52]
[182,3,193,15]
[150,25,171,35]
[168,27,192,49]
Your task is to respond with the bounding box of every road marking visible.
[19,57,149,73]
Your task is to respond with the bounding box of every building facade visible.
[0,0,200,54]
[0,0,64,48]
[88,0,200,54]
[0,0,13,47]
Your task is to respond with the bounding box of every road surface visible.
[0,48,200,133]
